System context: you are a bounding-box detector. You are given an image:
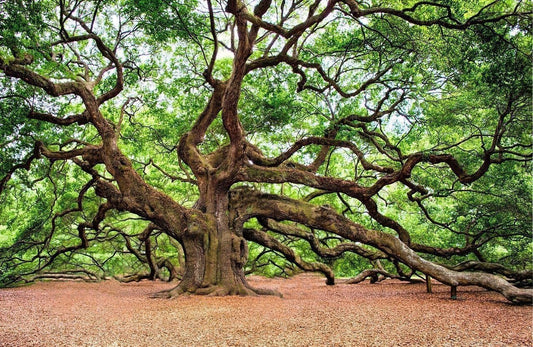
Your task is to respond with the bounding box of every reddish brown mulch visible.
[0,274,531,346]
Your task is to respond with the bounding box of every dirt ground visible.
[0,274,531,347]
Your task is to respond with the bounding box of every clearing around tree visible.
[0,275,531,347]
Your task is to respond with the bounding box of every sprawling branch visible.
[62,14,124,105]
[0,56,83,96]
[28,109,90,126]
[246,53,394,97]
[230,188,533,304]
[243,227,335,284]
[344,267,423,284]
[342,0,530,29]
[240,0,337,39]
[245,137,392,173]
[259,218,385,261]
[447,261,533,285]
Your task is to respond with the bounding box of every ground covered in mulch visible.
[0,274,531,346]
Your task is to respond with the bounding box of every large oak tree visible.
[0,0,531,303]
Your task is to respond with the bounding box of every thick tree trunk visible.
[154,187,280,297]
[154,227,280,297]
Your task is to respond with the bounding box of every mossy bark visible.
[153,184,279,297]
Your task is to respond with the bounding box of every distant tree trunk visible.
[426,275,432,293]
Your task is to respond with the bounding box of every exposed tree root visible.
[150,281,283,298]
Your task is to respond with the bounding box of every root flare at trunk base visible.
[150,281,282,298]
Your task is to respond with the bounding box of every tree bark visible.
[151,180,280,297]
[152,222,280,297]
[231,188,533,304]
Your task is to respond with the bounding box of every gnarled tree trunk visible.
[154,181,279,297]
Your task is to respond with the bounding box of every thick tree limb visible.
[344,268,423,284]
[260,218,385,261]
[28,110,90,126]
[0,56,83,96]
[243,227,335,284]
[231,188,533,304]
[447,261,533,284]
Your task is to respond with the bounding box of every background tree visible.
[0,0,531,303]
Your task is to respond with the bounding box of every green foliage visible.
[0,0,531,286]
[123,0,204,43]
[0,0,51,52]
